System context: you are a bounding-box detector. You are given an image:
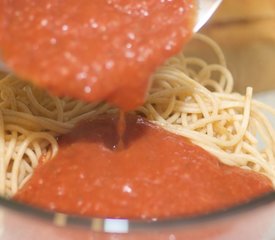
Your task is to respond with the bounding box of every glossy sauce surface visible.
[0,0,196,110]
[14,114,273,219]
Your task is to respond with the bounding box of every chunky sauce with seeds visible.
[0,0,196,110]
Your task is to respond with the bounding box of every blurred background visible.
[190,0,275,93]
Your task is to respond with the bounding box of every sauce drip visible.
[116,110,126,150]
[0,0,196,110]
[14,114,273,219]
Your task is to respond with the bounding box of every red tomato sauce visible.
[14,114,273,219]
[0,0,196,110]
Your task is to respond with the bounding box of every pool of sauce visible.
[14,114,273,219]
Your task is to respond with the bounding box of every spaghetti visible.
[0,76,109,197]
[138,34,275,185]
[1,34,275,198]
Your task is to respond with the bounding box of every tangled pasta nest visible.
[0,75,109,197]
[138,34,275,185]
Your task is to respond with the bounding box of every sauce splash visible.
[14,114,273,219]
